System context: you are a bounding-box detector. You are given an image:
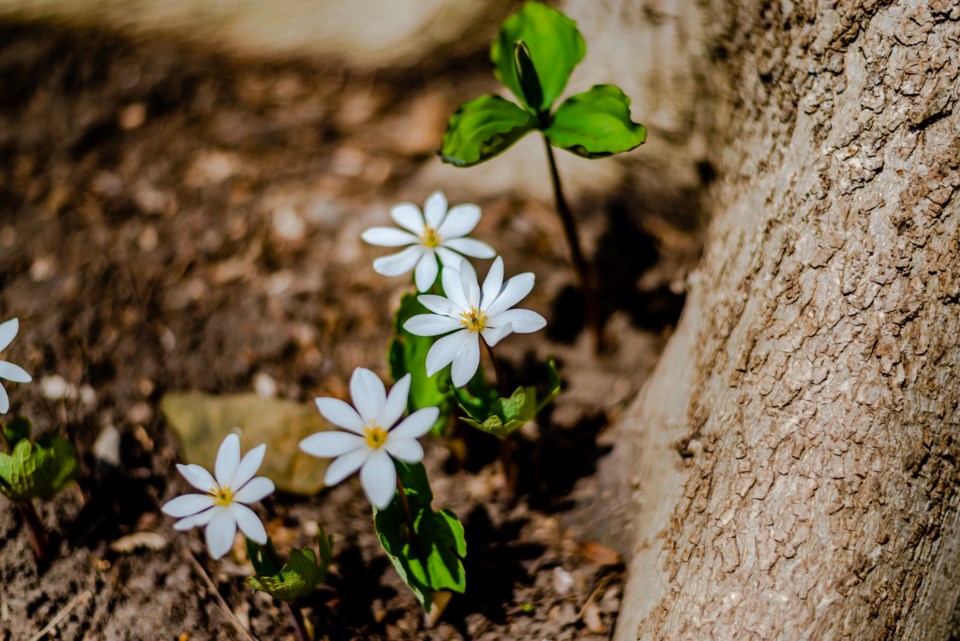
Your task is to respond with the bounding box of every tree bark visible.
[612,0,960,639]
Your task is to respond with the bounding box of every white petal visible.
[481,323,514,347]
[324,447,371,486]
[443,237,496,259]
[484,272,535,316]
[361,449,397,509]
[350,367,386,425]
[451,335,481,387]
[384,437,424,463]
[481,256,504,309]
[233,477,275,504]
[0,361,30,383]
[204,508,237,559]
[437,203,480,238]
[391,407,439,440]
[215,434,241,487]
[0,318,18,352]
[229,503,267,545]
[425,330,470,376]
[361,227,419,247]
[390,203,426,234]
[373,246,425,277]
[177,463,217,493]
[417,294,461,317]
[403,314,462,336]
[423,191,448,230]
[436,246,465,268]
[414,252,439,292]
[315,397,366,434]
[379,374,410,428]
[459,260,481,308]
[300,430,365,457]
[441,265,469,310]
[162,493,215,517]
[231,443,266,490]
[0,384,8,414]
[174,509,216,531]
[492,308,546,334]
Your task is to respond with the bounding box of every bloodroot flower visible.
[0,318,32,414]
[162,434,275,559]
[403,257,546,387]
[361,191,496,292]
[300,368,438,509]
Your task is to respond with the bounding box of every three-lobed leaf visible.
[246,530,333,603]
[456,359,561,438]
[491,1,585,113]
[545,85,647,158]
[389,293,454,435]
[439,95,537,168]
[373,462,466,610]
[0,432,77,502]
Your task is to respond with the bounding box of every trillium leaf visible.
[491,1,586,112]
[0,432,77,502]
[246,533,332,603]
[389,293,454,436]
[439,94,536,168]
[545,85,647,158]
[373,462,467,611]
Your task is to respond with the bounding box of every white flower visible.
[361,191,496,292]
[0,318,32,414]
[300,368,438,509]
[162,434,275,560]
[403,257,546,387]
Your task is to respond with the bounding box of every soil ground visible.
[0,19,699,641]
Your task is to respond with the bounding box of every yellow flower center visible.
[420,227,441,248]
[210,485,234,506]
[364,425,389,449]
[460,307,487,332]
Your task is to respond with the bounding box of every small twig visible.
[17,500,50,566]
[27,590,91,641]
[183,549,260,641]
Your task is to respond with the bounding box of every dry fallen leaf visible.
[576,540,622,566]
[581,601,605,634]
[109,531,168,553]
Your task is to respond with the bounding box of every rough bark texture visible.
[615,0,960,639]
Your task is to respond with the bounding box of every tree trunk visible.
[610,0,960,639]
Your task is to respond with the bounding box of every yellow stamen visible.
[459,307,487,332]
[420,227,441,248]
[210,485,234,506]
[364,425,389,449]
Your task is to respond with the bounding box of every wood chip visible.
[109,531,168,553]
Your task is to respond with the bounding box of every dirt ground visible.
[0,19,700,641]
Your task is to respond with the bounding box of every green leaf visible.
[457,359,561,438]
[0,432,77,502]
[491,2,586,112]
[545,85,647,158]
[389,294,454,436]
[374,463,467,611]
[439,94,536,168]
[246,530,333,603]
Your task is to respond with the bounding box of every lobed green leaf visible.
[246,530,333,603]
[439,94,536,168]
[373,463,467,610]
[491,2,586,113]
[0,432,77,502]
[545,85,647,158]
[456,359,561,438]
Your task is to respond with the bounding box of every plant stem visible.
[483,340,507,396]
[17,500,49,566]
[542,135,604,352]
[260,543,312,641]
[395,476,422,553]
